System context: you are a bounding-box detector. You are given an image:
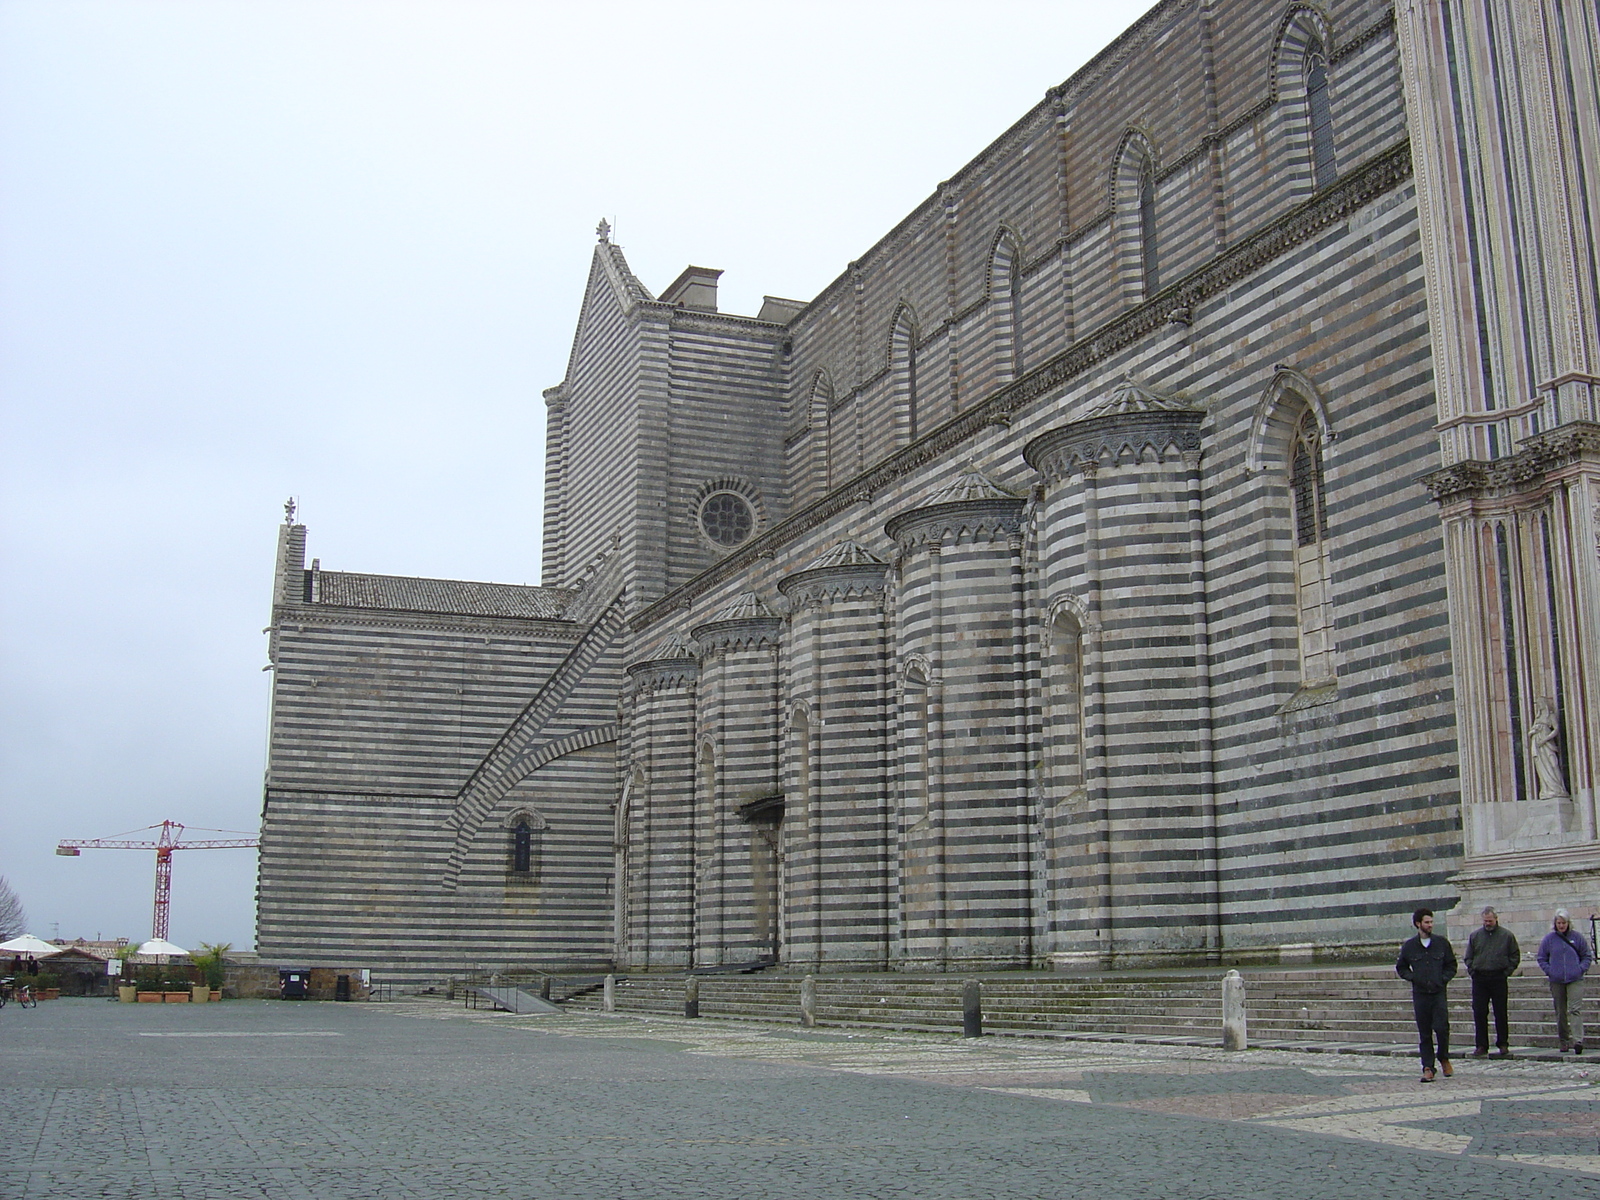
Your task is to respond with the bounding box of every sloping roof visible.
[920,466,1022,506]
[798,540,886,572]
[1082,377,1199,418]
[707,591,774,622]
[315,573,573,621]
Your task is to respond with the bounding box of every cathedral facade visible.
[257,0,1600,979]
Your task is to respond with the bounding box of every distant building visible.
[258,0,1600,981]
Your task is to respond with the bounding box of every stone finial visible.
[596,218,611,243]
[283,497,297,525]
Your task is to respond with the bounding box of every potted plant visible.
[192,942,230,1002]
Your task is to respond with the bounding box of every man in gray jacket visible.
[1464,906,1520,1057]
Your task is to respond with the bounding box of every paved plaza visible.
[5,997,1600,1198]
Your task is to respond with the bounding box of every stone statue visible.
[1530,703,1570,801]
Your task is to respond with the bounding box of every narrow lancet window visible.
[1290,411,1333,684]
[511,819,532,873]
[1138,161,1159,295]
[1305,41,1336,188]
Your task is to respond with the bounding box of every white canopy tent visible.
[133,938,190,961]
[0,934,63,957]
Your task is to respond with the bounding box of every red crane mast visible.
[56,820,260,941]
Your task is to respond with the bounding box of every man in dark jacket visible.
[1465,906,1520,1057]
[1397,907,1457,1082]
[1537,909,1593,1053]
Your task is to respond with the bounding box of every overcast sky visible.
[0,0,1152,952]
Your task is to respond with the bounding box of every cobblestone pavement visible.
[5,997,1600,1199]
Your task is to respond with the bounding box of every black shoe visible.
[1495,1049,1512,1058]
[1471,1049,1489,1057]
[1577,1046,1584,1055]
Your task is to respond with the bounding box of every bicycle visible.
[0,978,36,1009]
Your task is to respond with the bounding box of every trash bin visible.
[279,970,309,1000]
[335,974,351,1002]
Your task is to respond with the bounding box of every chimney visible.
[660,266,723,313]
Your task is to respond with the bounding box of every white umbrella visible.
[134,938,190,959]
[0,934,63,957]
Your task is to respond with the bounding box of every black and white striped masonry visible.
[258,0,1598,981]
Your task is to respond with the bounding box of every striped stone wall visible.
[255,0,1599,978]
[614,0,1461,968]
[257,526,621,981]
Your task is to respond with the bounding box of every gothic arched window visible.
[1304,39,1337,188]
[1047,609,1086,800]
[889,304,918,446]
[1113,132,1160,307]
[901,661,930,829]
[1289,410,1334,684]
[1138,159,1160,295]
[507,809,547,880]
[990,232,1023,383]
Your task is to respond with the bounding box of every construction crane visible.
[56,821,259,941]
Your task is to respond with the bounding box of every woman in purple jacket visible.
[1537,909,1593,1053]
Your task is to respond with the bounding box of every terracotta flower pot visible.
[163,991,190,1003]
[208,990,222,1001]
[119,985,138,1003]
[190,986,210,1004]
[38,989,59,1001]
[137,991,163,1003]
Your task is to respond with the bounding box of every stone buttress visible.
[777,541,893,968]
[885,469,1032,968]
[1024,381,1218,967]
[621,634,698,968]
[689,594,784,965]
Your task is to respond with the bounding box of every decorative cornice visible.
[633,141,1413,634]
[1422,422,1600,504]
[271,605,582,642]
[1024,385,1205,481]
[884,467,1026,550]
[777,540,889,609]
[690,592,783,653]
[625,631,699,692]
[626,659,699,694]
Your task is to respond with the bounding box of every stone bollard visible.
[1222,969,1248,1051]
[684,975,700,1019]
[539,976,552,1001]
[800,975,817,1028]
[962,979,983,1038]
[602,973,615,1013]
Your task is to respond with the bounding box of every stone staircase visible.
[564,966,1574,1057]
